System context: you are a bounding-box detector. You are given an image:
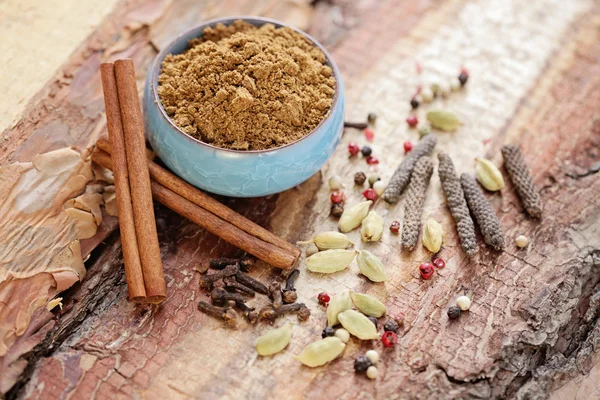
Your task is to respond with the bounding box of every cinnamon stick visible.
[114,59,166,302]
[95,137,298,256]
[92,150,300,270]
[99,63,146,302]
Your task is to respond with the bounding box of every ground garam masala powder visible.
[157,20,336,151]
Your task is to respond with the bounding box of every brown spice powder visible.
[157,20,336,151]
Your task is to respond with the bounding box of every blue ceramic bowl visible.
[144,16,345,197]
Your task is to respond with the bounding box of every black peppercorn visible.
[322,326,335,338]
[354,356,372,373]
[361,146,372,157]
[354,171,367,185]
[383,319,399,333]
[410,98,420,109]
[458,72,468,86]
[368,316,378,327]
[447,305,461,320]
[367,112,377,125]
[330,203,344,218]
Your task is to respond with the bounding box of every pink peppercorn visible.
[348,142,360,156]
[389,221,400,234]
[406,116,418,127]
[317,292,330,305]
[381,331,398,348]
[432,257,446,269]
[403,141,413,153]
[419,263,435,280]
[366,156,379,165]
[362,188,377,201]
[330,191,346,204]
[364,128,375,141]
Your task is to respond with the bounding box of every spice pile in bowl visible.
[157,20,336,150]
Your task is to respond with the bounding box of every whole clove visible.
[402,157,434,250]
[438,152,477,256]
[212,280,226,290]
[200,264,239,288]
[383,134,437,204]
[501,145,542,218]
[297,305,311,321]
[269,281,283,308]
[246,311,259,324]
[210,257,255,272]
[282,269,300,304]
[223,276,255,297]
[344,121,368,130]
[197,301,238,327]
[235,271,269,295]
[211,288,257,324]
[211,287,254,311]
[259,303,311,322]
[461,173,505,250]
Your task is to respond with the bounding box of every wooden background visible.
[1,0,600,398]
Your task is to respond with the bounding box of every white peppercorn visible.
[365,350,379,364]
[366,366,378,379]
[456,296,471,311]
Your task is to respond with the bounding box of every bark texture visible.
[1,0,600,399]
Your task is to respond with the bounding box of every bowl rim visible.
[149,15,342,155]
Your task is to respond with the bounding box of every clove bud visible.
[223,276,255,297]
[200,264,239,288]
[269,281,283,309]
[344,121,368,129]
[197,301,238,327]
[259,303,311,322]
[282,269,300,304]
[211,287,254,311]
[211,287,257,323]
[235,271,269,295]
[210,257,255,272]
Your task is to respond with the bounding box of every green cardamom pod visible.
[422,217,443,253]
[350,292,386,317]
[255,323,293,356]
[338,309,379,340]
[360,210,384,242]
[338,200,372,232]
[327,290,352,326]
[297,231,354,250]
[475,157,505,191]
[294,337,346,367]
[356,250,388,282]
[305,249,357,273]
[426,109,461,132]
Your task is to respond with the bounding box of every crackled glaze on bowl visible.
[144,16,345,198]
